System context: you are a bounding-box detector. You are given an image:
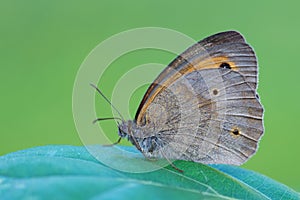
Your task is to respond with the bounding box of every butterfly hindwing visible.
[139,68,263,165]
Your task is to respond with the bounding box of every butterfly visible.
[93,31,264,169]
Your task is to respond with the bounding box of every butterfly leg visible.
[103,137,122,147]
[160,150,184,173]
[151,139,184,173]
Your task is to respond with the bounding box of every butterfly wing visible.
[135,31,258,124]
[134,31,263,165]
[138,68,263,165]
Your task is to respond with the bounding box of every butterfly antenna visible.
[92,117,123,124]
[90,83,125,121]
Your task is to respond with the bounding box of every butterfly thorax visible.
[118,120,163,158]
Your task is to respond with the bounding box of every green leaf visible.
[0,145,298,200]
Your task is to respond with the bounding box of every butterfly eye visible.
[118,126,127,137]
[219,62,231,69]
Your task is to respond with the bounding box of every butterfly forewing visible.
[135,31,258,124]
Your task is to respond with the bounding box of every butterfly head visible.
[117,120,130,138]
[117,120,144,150]
[118,120,162,158]
[118,120,142,141]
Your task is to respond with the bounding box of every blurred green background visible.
[1,0,299,191]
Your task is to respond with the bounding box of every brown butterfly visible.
[93,31,264,169]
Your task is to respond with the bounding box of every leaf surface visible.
[0,145,298,200]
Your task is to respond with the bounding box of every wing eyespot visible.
[230,128,241,136]
[212,89,219,95]
[219,62,231,69]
